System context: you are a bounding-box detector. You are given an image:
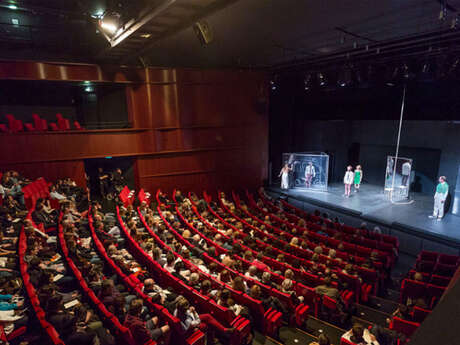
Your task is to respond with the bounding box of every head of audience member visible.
[261,271,271,285]
[232,276,246,293]
[128,299,144,317]
[314,245,323,255]
[413,271,423,282]
[351,323,364,343]
[249,284,261,300]
[328,249,336,259]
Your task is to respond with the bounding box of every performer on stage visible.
[279,164,291,190]
[429,176,449,221]
[401,161,411,187]
[354,165,363,192]
[343,165,354,198]
[305,162,316,188]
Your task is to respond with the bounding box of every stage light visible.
[317,72,326,87]
[85,86,94,93]
[337,66,352,87]
[99,11,121,35]
[8,4,17,10]
[270,77,278,91]
[11,18,18,25]
[304,74,312,91]
[91,9,105,19]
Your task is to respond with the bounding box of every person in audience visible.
[174,297,234,342]
[124,299,170,343]
[245,265,260,281]
[342,323,380,345]
[315,276,339,299]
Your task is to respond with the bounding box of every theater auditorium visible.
[1,1,460,345]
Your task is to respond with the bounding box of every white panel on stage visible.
[282,152,329,191]
[385,156,413,200]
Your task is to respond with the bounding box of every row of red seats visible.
[166,193,314,328]
[252,190,398,260]
[261,190,399,250]
[198,192,375,305]
[181,198,320,317]
[145,204,266,338]
[19,225,65,345]
[89,213,206,345]
[57,217,148,345]
[120,186,135,208]
[244,191,396,268]
[216,191,376,303]
[400,278,445,309]
[119,207,251,343]
[416,250,459,277]
[1,113,84,133]
[138,188,151,204]
[22,177,51,209]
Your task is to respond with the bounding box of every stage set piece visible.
[282,152,329,191]
[384,156,413,201]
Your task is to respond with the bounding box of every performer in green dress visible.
[354,165,363,192]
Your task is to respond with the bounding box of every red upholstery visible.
[417,250,438,263]
[434,263,457,277]
[400,279,426,304]
[390,316,420,337]
[49,122,59,131]
[0,124,7,132]
[74,120,84,130]
[438,253,459,266]
[412,306,431,323]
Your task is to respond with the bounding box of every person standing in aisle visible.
[305,162,316,188]
[354,165,363,192]
[429,176,449,221]
[343,166,354,198]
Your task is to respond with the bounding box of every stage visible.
[267,183,460,255]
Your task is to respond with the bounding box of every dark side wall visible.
[270,118,460,195]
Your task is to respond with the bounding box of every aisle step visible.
[279,327,317,345]
[304,316,346,345]
[253,330,283,345]
[355,304,390,327]
[368,295,400,314]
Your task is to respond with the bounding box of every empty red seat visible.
[15,119,24,131]
[41,118,49,130]
[438,253,459,266]
[412,306,431,323]
[417,250,438,263]
[390,316,420,338]
[429,274,450,287]
[0,124,7,132]
[49,122,59,131]
[400,279,426,304]
[74,121,84,130]
[433,263,456,277]
[24,123,35,131]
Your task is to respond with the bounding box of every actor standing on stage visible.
[429,176,449,221]
[279,164,291,190]
[343,165,354,198]
[354,165,363,192]
[305,162,316,188]
[401,161,411,187]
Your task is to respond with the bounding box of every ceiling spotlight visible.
[91,9,105,19]
[317,72,326,86]
[270,77,278,91]
[304,74,312,91]
[8,4,18,10]
[337,66,352,87]
[85,86,94,93]
[99,11,121,35]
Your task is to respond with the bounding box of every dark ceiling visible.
[1,0,460,69]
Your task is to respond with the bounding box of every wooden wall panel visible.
[0,62,268,194]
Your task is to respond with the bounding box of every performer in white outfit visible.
[343,165,354,198]
[429,176,449,221]
[305,162,316,188]
[401,161,411,187]
[279,164,291,190]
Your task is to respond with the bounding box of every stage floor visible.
[267,183,460,247]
